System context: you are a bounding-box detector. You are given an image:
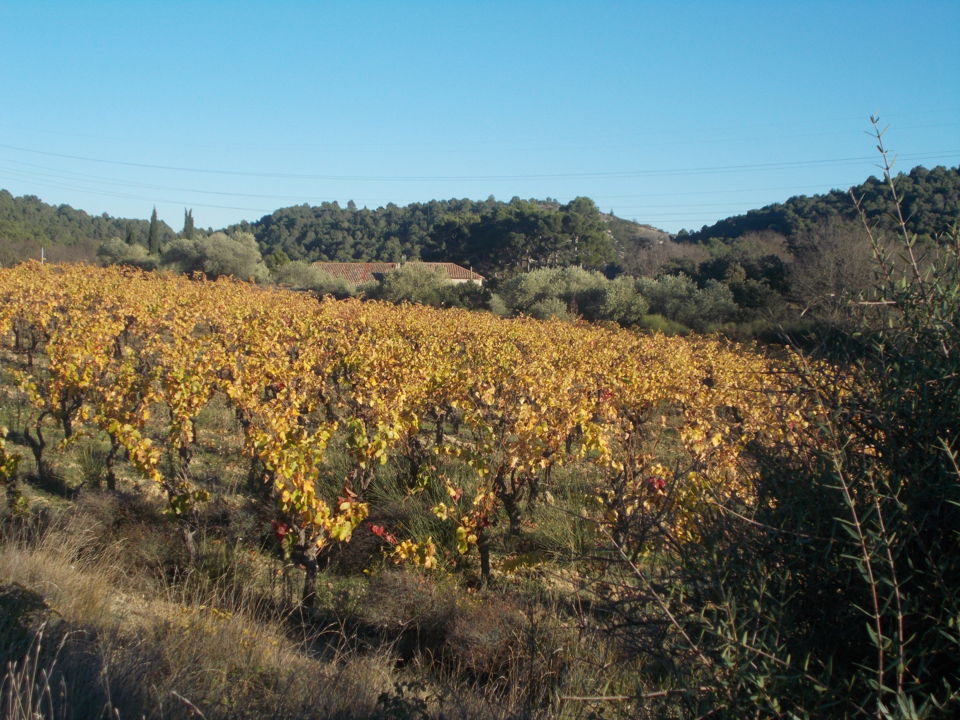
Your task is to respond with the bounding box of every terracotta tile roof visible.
[428,262,485,281]
[313,262,484,284]
[313,262,396,284]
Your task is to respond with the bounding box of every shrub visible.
[272,260,357,297]
[496,266,648,324]
[95,237,157,270]
[526,296,570,321]
[635,273,739,331]
[372,263,449,305]
[161,231,269,282]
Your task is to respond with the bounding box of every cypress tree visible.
[148,207,161,254]
[183,208,195,239]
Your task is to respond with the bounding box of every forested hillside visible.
[232,164,959,281]
[3,164,958,339]
[3,164,956,279]
[681,164,960,245]
[0,191,176,265]
[232,196,617,275]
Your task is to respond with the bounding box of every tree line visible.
[2,165,958,337]
[0,190,176,266]
[231,195,616,275]
[679,164,960,244]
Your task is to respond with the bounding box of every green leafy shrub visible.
[497,266,648,324]
[371,263,449,305]
[161,231,269,282]
[272,260,357,297]
[95,237,158,270]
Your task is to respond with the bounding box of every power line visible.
[0,160,318,201]
[1,142,956,182]
[1,112,954,153]
[0,158,867,205]
[0,172,270,213]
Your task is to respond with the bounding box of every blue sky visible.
[1,0,957,234]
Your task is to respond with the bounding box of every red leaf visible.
[369,523,397,545]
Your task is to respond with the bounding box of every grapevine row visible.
[0,263,812,594]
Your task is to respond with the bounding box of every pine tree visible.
[148,207,161,254]
[124,222,138,246]
[183,208,195,239]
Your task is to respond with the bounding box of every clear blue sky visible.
[1,0,958,234]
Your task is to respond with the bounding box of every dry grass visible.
[0,496,642,719]
[0,504,403,720]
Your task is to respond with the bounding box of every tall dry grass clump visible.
[0,499,406,720]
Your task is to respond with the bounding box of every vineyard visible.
[0,262,805,581]
[0,261,956,719]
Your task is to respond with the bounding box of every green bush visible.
[371,263,449,305]
[161,231,269,282]
[272,260,357,298]
[635,274,739,331]
[496,266,648,324]
[95,237,158,270]
[527,296,570,321]
[687,220,960,717]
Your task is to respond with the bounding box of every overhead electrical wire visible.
[0,142,956,182]
[0,159,315,201]
[0,112,955,153]
[0,163,867,216]
[1,141,956,229]
[0,157,867,205]
[0,170,271,213]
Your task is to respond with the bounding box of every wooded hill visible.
[0,190,176,266]
[229,165,959,274]
[231,196,622,276]
[680,164,960,245]
[1,164,957,280]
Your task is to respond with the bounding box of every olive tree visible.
[272,261,357,298]
[161,231,269,282]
